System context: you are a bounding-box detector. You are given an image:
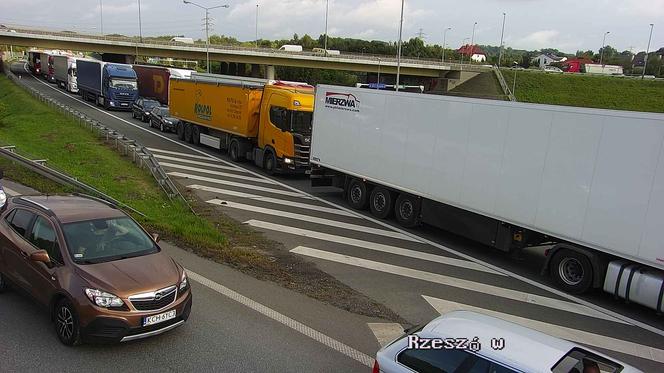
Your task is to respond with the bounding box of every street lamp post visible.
[642,23,654,80]
[183,1,230,73]
[498,12,506,67]
[100,0,104,36]
[395,0,405,92]
[442,27,451,63]
[599,31,610,66]
[469,21,477,64]
[377,58,381,88]
[324,0,329,53]
[255,3,259,48]
[138,0,143,43]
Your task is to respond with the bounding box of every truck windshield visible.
[63,217,158,264]
[290,111,313,135]
[110,79,137,90]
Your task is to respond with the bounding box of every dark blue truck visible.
[76,59,138,110]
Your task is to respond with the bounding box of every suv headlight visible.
[85,288,125,308]
[179,271,188,291]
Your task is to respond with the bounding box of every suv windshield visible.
[291,111,313,135]
[110,79,137,90]
[63,217,158,264]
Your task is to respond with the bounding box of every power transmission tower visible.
[416,28,426,40]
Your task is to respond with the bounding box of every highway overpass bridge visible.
[0,27,490,89]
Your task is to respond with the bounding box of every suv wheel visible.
[55,299,81,346]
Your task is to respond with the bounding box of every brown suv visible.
[0,195,192,345]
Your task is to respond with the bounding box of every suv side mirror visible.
[151,233,160,243]
[30,250,51,264]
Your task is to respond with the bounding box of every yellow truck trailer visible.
[169,73,314,173]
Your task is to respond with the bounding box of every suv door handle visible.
[20,251,29,259]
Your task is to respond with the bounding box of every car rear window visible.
[397,347,517,373]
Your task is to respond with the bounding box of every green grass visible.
[500,69,664,113]
[0,74,232,254]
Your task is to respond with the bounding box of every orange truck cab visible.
[169,73,314,174]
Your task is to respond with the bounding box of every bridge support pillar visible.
[220,62,229,75]
[250,64,261,78]
[228,62,237,76]
[265,65,275,80]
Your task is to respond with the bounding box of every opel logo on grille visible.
[154,292,163,300]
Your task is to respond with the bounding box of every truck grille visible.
[129,286,177,311]
[294,144,310,161]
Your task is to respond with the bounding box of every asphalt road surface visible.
[5,63,664,372]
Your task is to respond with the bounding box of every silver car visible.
[374,311,641,373]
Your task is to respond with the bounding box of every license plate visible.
[143,310,176,327]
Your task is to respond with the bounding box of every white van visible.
[278,45,303,52]
[170,37,194,45]
[312,48,340,56]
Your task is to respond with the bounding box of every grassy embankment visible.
[501,69,664,113]
[0,74,247,262]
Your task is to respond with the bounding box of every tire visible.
[132,111,136,119]
[229,139,242,162]
[347,178,369,210]
[550,249,593,294]
[159,121,165,132]
[264,150,277,175]
[184,123,193,143]
[54,298,81,346]
[192,125,201,146]
[394,193,421,228]
[369,186,394,219]
[177,122,186,140]
[0,272,8,293]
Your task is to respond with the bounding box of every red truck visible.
[132,65,192,105]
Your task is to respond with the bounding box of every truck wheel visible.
[394,193,421,228]
[184,123,193,143]
[370,186,394,219]
[347,178,369,210]
[550,249,593,294]
[229,139,242,162]
[192,125,201,146]
[177,123,185,140]
[264,151,277,175]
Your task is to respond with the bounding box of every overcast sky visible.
[1,0,662,53]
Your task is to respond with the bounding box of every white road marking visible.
[423,295,664,364]
[250,220,504,275]
[146,147,217,161]
[213,200,420,242]
[290,246,628,324]
[153,154,247,172]
[160,162,274,184]
[367,323,404,347]
[25,66,660,336]
[197,190,354,217]
[169,172,309,198]
[186,270,373,367]
[2,187,20,196]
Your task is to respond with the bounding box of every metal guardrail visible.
[1,26,492,73]
[493,66,516,102]
[2,61,189,209]
[0,145,145,217]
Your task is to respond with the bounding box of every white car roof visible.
[420,311,635,373]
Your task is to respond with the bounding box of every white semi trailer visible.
[310,85,664,312]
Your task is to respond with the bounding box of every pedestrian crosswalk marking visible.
[289,246,628,324]
[168,172,308,198]
[423,295,662,363]
[161,162,275,184]
[248,220,505,275]
[153,154,247,172]
[215,200,420,242]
